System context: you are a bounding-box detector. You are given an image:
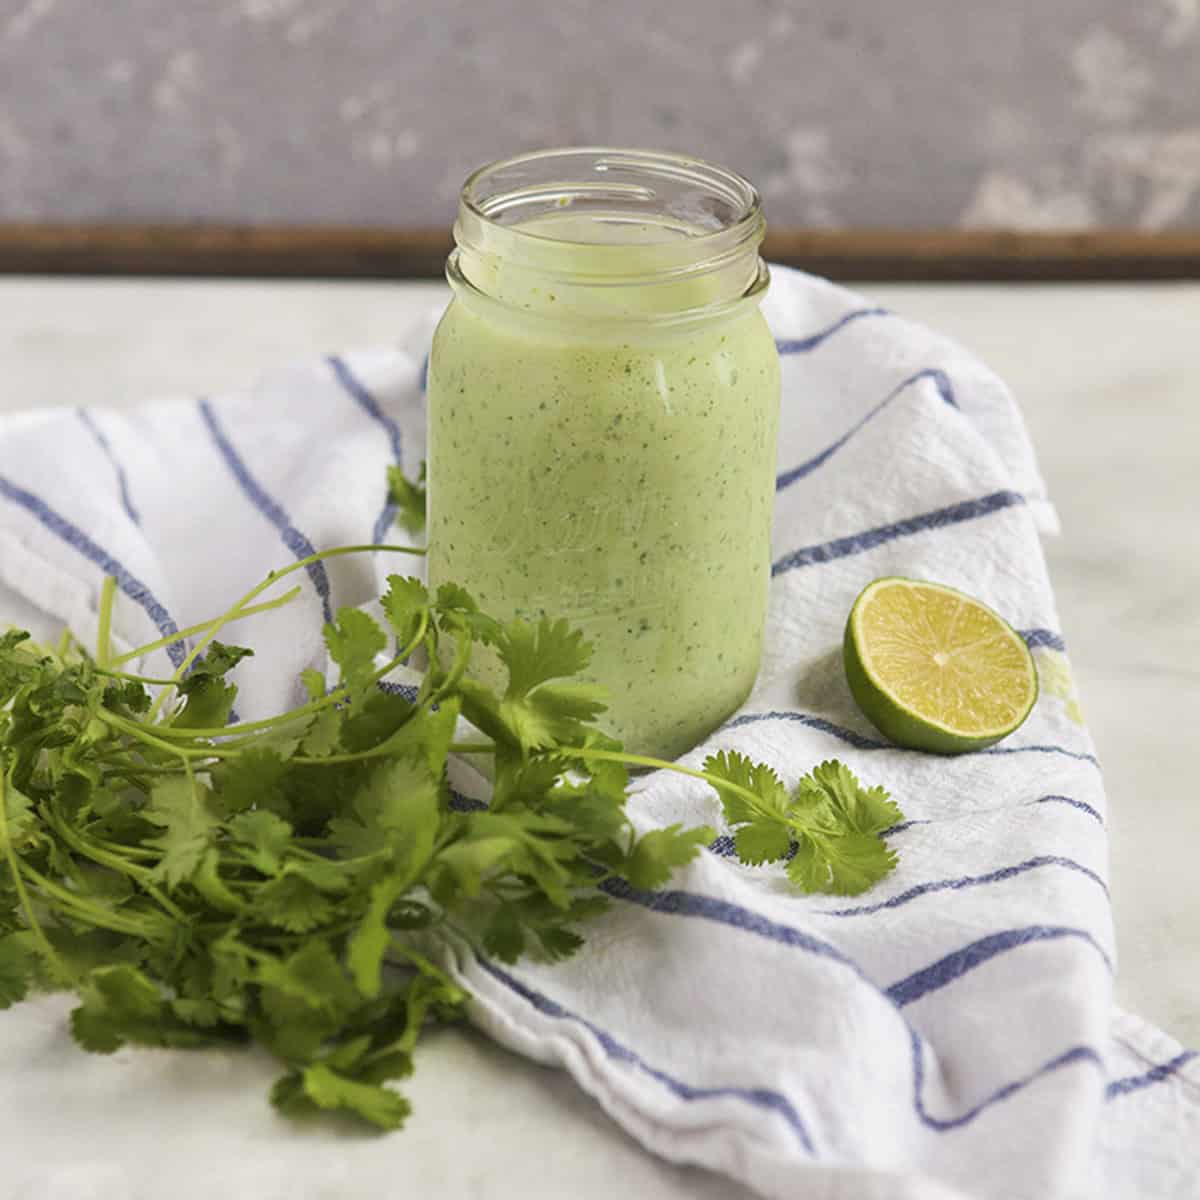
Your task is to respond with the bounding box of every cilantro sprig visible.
[0,499,903,1131]
[703,753,902,894]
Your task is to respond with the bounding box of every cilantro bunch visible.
[0,538,902,1131]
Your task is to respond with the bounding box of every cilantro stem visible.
[560,746,768,814]
[180,543,425,675]
[96,576,117,667]
[289,747,392,766]
[138,608,431,744]
[427,627,473,707]
[95,666,179,686]
[99,712,231,762]
[0,769,63,974]
[79,828,158,859]
[447,738,767,817]
[43,805,190,923]
[100,762,188,780]
[19,859,168,940]
[109,588,304,667]
[147,543,425,722]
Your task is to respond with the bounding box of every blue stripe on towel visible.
[373,500,400,546]
[776,369,957,492]
[197,399,333,624]
[775,307,890,354]
[576,881,1111,1134]
[76,410,141,526]
[983,743,1099,766]
[0,473,186,668]
[476,955,817,1155]
[722,709,1099,767]
[771,490,1026,577]
[886,925,1113,1009]
[377,679,420,702]
[1021,628,1067,652]
[820,855,1108,917]
[327,355,403,461]
[448,790,488,813]
[608,879,1113,1030]
[1106,1050,1198,1100]
[603,876,862,971]
[880,820,929,837]
[724,709,889,747]
[1035,794,1104,823]
[912,1035,1103,1131]
[326,355,405,544]
[885,794,1104,838]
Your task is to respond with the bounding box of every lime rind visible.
[843,576,1039,755]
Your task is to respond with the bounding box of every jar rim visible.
[450,147,768,324]
[459,146,763,248]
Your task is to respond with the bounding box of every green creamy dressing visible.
[427,213,780,759]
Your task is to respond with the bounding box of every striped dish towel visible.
[0,266,1196,1200]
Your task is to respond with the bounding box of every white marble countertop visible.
[0,277,1196,1198]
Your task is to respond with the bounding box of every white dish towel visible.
[0,266,1196,1200]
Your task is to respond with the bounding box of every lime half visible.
[843,577,1038,754]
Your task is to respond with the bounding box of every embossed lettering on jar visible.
[427,148,781,759]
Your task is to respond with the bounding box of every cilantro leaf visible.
[788,832,898,896]
[535,925,585,960]
[170,681,234,732]
[256,939,359,1019]
[257,868,337,933]
[347,874,407,997]
[302,1062,411,1130]
[216,746,290,815]
[324,608,387,710]
[785,836,829,894]
[366,699,460,778]
[172,642,251,730]
[434,583,503,649]
[434,582,477,612]
[301,704,342,758]
[332,757,440,872]
[498,682,608,751]
[0,932,35,1009]
[500,618,593,696]
[381,576,429,648]
[459,618,608,754]
[227,809,293,876]
[623,824,714,891]
[387,462,427,538]
[70,965,210,1052]
[193,642,254,678]
[481,903,525,962]
[801,760,904,836]
[143,776,221,889]
[192,849,246,914]
[734,820,792,866]
[2,779,38,851]
[703,750,791,827]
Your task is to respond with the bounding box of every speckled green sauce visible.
[427,269,779,759]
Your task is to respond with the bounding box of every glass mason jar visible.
[426,148,780,760]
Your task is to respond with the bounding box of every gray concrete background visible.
[1,0,1199,231]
